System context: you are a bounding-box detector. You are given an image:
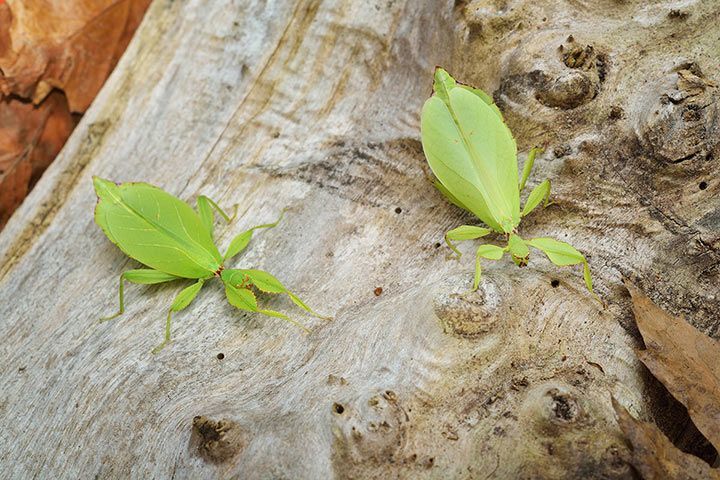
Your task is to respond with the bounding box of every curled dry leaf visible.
[0,0,152,112]
[625,280,720,453]
[612,398,720,480]
[0,0,150,227]
[0,92,75,227]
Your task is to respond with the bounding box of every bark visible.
[0,0,718,478]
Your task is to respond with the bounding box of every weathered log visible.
[1,0,718,478]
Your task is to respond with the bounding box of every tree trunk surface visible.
[1,0,718,478]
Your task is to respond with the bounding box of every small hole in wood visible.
[394,207,402,214]
[699,181,708,190]
[550,279,560,288]
[333,402,345,414]
[216,353,225,360]
[434,242,441,249]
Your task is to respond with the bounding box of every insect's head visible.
[511,254,529,268]
[507,234,530,268]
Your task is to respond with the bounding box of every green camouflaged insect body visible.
[93,177,327,353]
[420,68,596,298]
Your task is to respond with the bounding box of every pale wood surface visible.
[1,0,718,478]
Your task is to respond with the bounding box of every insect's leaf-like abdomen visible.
[421,71,521,233]
[94,180,222,278]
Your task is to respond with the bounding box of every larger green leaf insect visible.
[420,68,596,298]
[93,177,328,353]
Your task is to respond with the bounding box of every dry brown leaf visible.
[0,92,75,227]
[625,281,720,453]
[0,0,149,226]
[0,0,151,112]
[612,398,720,480]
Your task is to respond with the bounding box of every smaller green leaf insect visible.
[420,68,597,298]
[93,177,328,353]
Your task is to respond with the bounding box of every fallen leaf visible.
[612,397,720,480]
[625,281,720,453]
[0,0,151,112]
[0,0,149,227]
[0,92,75,227]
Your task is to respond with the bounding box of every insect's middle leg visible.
[152,279,205,354]
[100,269,179,322]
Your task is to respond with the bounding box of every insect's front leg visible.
[152,279,205,354]
[223,280,311,332]
[242,269,331,320]
[100,269,179,322]
[222,268,330,321]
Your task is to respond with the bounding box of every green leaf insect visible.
[92,177,329,353]
[420,68,596,298]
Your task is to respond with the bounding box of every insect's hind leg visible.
[197,195,238,237]
[445,225,492,258]
[472,244,506,291]
[100,269,179,322]
[222,210,286,262]
[519,147,543,192]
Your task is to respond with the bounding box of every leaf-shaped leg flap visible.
[197,195,237,240]
[100,269,179,322]
[473,244,505,291]
[241,269,331,321]
[527,237,599,301]
[521,179,551,217]
[152,279,205,354]
[519,147,543,192]
[222,277,310,332]
[223,211,285,261]
[445,225,493,258]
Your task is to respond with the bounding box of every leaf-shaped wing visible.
[434,67,504,119]
[421,69,520,233]
[93,177,221,278]
[459,85,504,120]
